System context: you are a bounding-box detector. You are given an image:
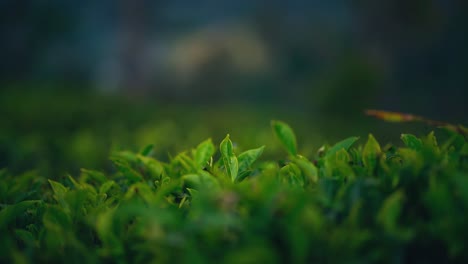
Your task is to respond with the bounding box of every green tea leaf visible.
[68,175,82,189]
[48,180,69,203]
[194,138,216,169]
[111,151,139,163]
[424,131,439,152]
[139,144,154,156]
[236,171,253,183]
[326,136,359,158]
[99,180,118,194]
[292,155,318,184]
[182,171,220,190]
[111,159,143,183]
[220,134,239,182]
[220,134,234,157]
[173,152,196,171]
[137,155,165,180]
[123,182,155,204]
[397,148,424,174]
[362,134,381,174]
[238,146,265,174]
[280,163,304,187]
[336,148,351,163]
[186,188,199,198]
[80,169,108,185]
[401,134,422,150]
[271,120,298,156]
[377,190,404,233]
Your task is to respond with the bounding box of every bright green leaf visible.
[292,155,318,184]
[140,144,154,156]
[138,155,165,180]
[173,152,195,171]
[220,134,234,157]
[123,182,155,204]
[111,159,143,183]
[48,180,69,203]
[335,148,351,163]
[80,169,108,185]
[182,171,220,190]
[280,163,304,187]
[424,131,440,153]
[111,151,139,163]
[220,134,239,182]
[326,136,359,158]
[362,134,381,174]
[238,146,265,174]
[67,175,82,189]
[401,134,422,150]
[99,180,118,194]
[271,120,298,156]
[194,138,215,169]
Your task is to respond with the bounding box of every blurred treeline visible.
[1,0,467,120]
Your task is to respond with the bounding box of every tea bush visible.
[1,120,467,263]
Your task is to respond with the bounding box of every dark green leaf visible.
[0,200,41,229]
[140,144,154,156]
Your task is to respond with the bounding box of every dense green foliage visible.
[1,119,467,263]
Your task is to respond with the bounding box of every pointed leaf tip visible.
[220,134,238,182]
[194,138,215,169]
[326,136,359,158]
[271,120,298,156]
[238,145,265,175]
[401,134,422,150]
[362,134,381,174]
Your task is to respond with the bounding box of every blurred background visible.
[0,0,467,177]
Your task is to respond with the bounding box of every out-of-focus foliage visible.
[1,89,439,180]
[0,90,306,177]
[1,120,467,263]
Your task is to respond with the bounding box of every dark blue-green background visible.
[1,0,467,119]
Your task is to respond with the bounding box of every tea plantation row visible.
[1,121,467,263]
